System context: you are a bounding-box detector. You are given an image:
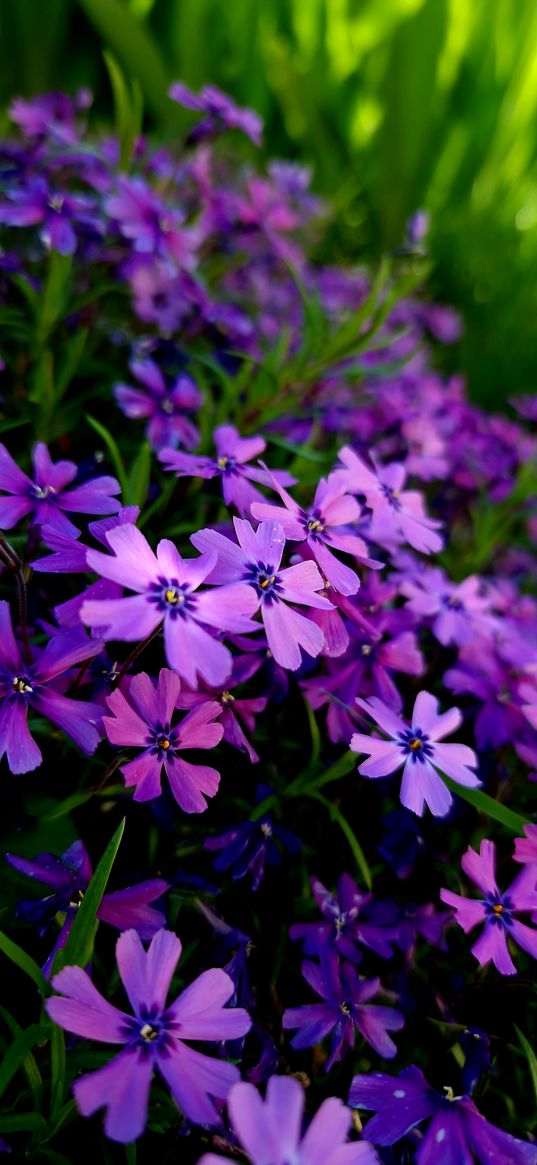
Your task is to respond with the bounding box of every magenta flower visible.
[334,446,443,554]
[282,949,404,1069]
[80,525,258,687]
[169,82,263,146]
[0,175,98,255]
[105,175,197,264]
[6,839,168,975]
[251,470,380,595]
[159,425,295,516]
[514,824,537,867]
[440,840,537,975]
[103,669,223,812]
[176,662,267,763]
[114,358,201,451]
[198,1076,380,1165]
[350,691,479,817]
[0,601,104,774]
[349,1065,537,1164]
[191,518,334,670]
[45,928,251,1142]
[401,567,491,647]
[0,442,121,535]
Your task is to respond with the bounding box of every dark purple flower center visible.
[485,893,513,927]
[305,511,326,540]
[11,674,33,695]
[398,727,434,763]
[381,484,401,511]
[147,576,198,618]
[123,1006,177,1054]
[243,560,283,603]
[442,593,464,611]
[149,726,178,756]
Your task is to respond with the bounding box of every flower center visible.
[340,1001,352,1016]
[140,1023,159,1042]
[306,516,325,534]
[161,398,174,414]
[361,643,373,656]
[381,484,401,510]
[165,587,184,605]
[33,484,56,500]
[157,735,171,750]
[12,676,33,694]
[244,560,282,602]
[398,727,434,762]
[492,903,504,915]
[68,889,85,910]
[221,690,235,703]
[147,577,197,617]
[260,821,273,838]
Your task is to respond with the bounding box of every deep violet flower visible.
[105,176,197,264]
[0,176,98,255]
[198,1076,380,1165]
[350,691,479,817]
[169,82,263,146]
[440,840,537,975]
[289,874,399,962]
[80,525,258,687]
[159,425,295,516]
[514,824,537,867]
[175,665,267,764]
[191,519,334,670]
[400,567,491,647]
[45,928,251,1142]
[114,358,201,451]
[349,1065,537,1164]
[0,442,121,536]
[251,469,380,595]
[205,808,300,891]
[282,949,404,1069]
[334,446,443,554]
[0,601,104,774]
[6,839,168,975]
[103,669,223,812]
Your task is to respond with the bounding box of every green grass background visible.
[1,0,537,408]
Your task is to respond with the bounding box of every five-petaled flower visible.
[350,690,479,817]
[334,446,443,555]
[440,840,537,975]
[0,442,121,536]
[45,928,252,1143]
[159,425,295,516]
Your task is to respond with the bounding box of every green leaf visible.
[442,778,529,833]
[86,415,128,496]
[515,1026,537,1113]
[305,790,372,889]
[0,931,49,997]
[53,818,126,972]
[126,440,152,508]
[77,0,170,122]
[0,1024,50,1101]
[49,1024,66,1124]
[103,49,144,169]
[0,1112,47,1133]
[0,1005,43,1105]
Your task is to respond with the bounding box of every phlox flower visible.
[440,840,537,975]
[114,357,201,451]
[103,668,223,812]
[334,446,443,554]
[169,82,263,146]
[0,175,99,255]
[205,797,300,891]
[175,662,267,763]
[159,425,295,516]
[0,442,121,536]
[45,928,251,1143]
[6,839,168,975]
[105,175,198,264]
[282,949,404,1068]
[351,690,479,817]
[80,524,258,687]
[191,519,333,670]
[401,567,491,647]
[198,1075,380,1165]
[0,601,104,774]
[514,823,537,867]
[289,874,399,962]
[349,1065,537,1164]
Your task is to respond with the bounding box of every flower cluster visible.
[0,83,535,1162]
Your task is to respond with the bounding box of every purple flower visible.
[198,1076,380,1165]
[114,358,201,451]
[251,470,380,595]
[176,665,267,763]
[191,519,334,670]
[0,601,104,773]
[514,824,537,867]
[45,928,251,1142]
[349,1065,537,1164]
[6,839,168,976]
[440,840,537,975]
[80,525,258,687]
[290,874,399,962]
[334,447,443,554]
[0,442,121,536]
[103,668,223,812]
[283,950,403,1069]
[9,89,91,145]
[401,567,492,647]
[159,426,295,516]
[0,176,98,255]
[351,690,479,817]
[105,176,197,264]
[205,808,300,891]
[169,82,263,146]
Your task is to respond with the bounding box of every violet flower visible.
[198,1076,380,1165]
[159,425,295,516]
[289,874,399,962]
[282,949,404,1068]
[105,175,197,264]
[114,357,201,451]
[0,175,98,255]
[349,1065,537,1164]
[103,668,223,812]
[440,840,537,974]
[334,446,443,554]
[514,824,537,867]
[191,518,333,670]
[251,469,380,595]
[0,442,121,536]
[169,82,263,146]
[351,690,479,817]
[45,928,251,1142]
[401,567,491,647]
[176,664,267,763]
[6,839,168,976]
[0,601,103,773]
[205,808,300,891]
[80,524,258,687]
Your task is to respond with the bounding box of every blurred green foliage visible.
[1,0,537,407]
